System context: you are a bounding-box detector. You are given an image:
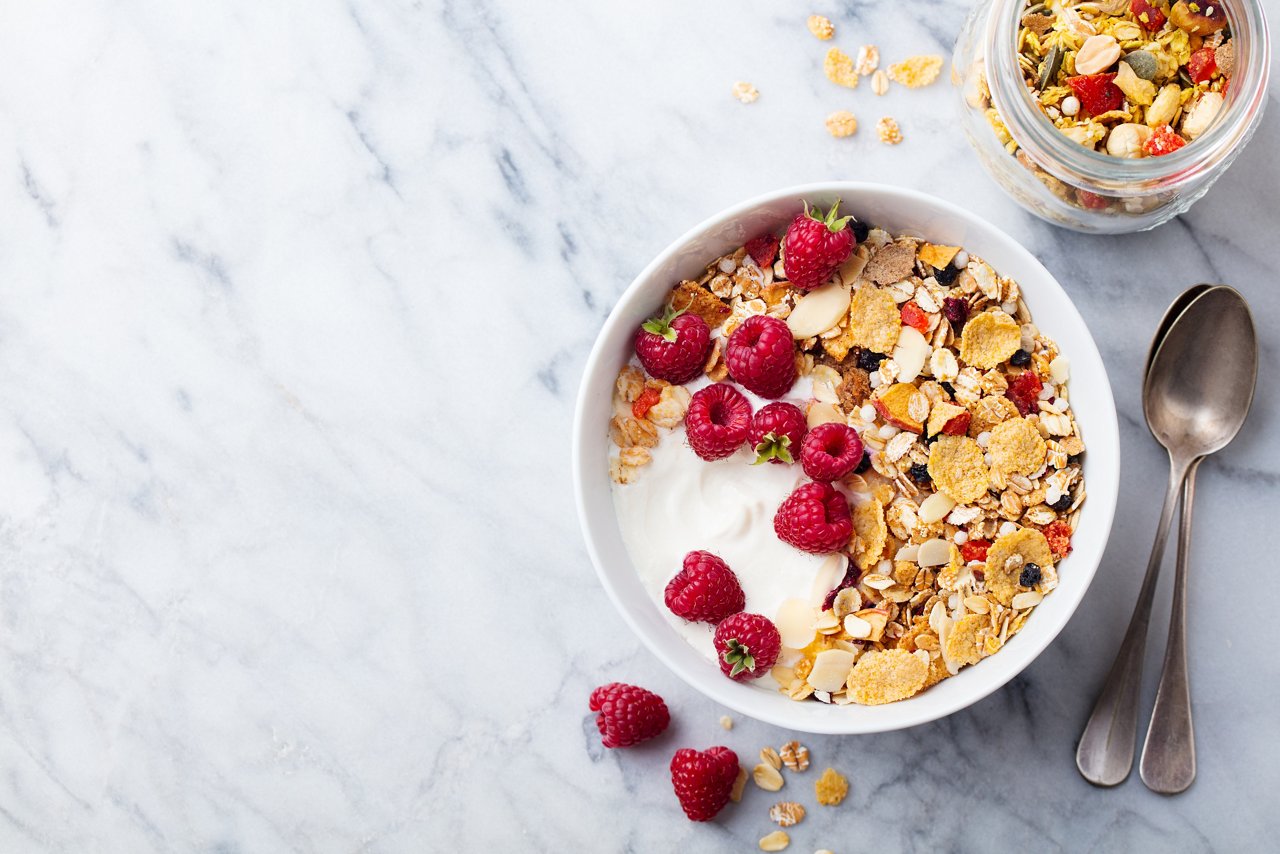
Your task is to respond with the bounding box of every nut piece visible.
[807,14,835,40]
[814,767,850,806]
[780,740,810,772]
[720,714,734,730]
[753,762,786,791]
[1182,92,1224,141]
[759,830,791,852]
[733,81,760,104]
[769,801,807,827]
[826,110,859,138]
[1105,123,1153,158]
[1073,35,1121,75]
[1146,84,1182,128]
[876,116,903,145]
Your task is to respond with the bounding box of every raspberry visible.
[670,746,739,821]
[1066,73,1124,116]
[665,550,745,623]
[725,315,797,399]
[960,539,991,563]
[900,300,930,335]
[1043,520,1073,559]
[774,481,853,554]
[744,233,780,268]
[942,297,968,329]
[635,308,711,384]
[632,387,662,419]
[1005,370,1044,417]
[713,612,781,681]
[748,401,807,465]
[800,422,865,481]
[1131,0,1166,31]
[1143,124,1187,157]
[589,683,670,749]
[685,383,753,460]
[781,200,856,291]
[1187,47,1217,83]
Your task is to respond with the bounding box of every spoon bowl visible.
[1144,284,1212,380]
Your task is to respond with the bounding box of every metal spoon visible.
[1076,286,1257,788]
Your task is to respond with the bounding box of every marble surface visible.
[0,0,1277,850]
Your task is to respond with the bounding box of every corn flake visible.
[807,14,834,41]
[668,281,731,329]
[847,648,927,705]
[984,528,1055,606]
[959,310,1021,369]
[851,497,888,570]
[846,284,902,353]
[927,435,990,504]
[944,613,987,666]
[814,767,849,806]
[887,55,943,88]
[969,394,1020,436]
[825,110,858,138]
[988,417,1047,476]
[824,47,859,88]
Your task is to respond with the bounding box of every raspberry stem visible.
[640,305,686,343]
[804,198,853,233]
[751,433,794,465]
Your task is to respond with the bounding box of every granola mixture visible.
[1011,0,1232,157]
[610,210,1086,707]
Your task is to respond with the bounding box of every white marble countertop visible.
[0,1,1277,851]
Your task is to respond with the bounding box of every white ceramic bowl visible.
[573,183,1119,734]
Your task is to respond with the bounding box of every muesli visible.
[609,201,1085,706]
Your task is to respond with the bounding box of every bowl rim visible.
[572,181,1120,734]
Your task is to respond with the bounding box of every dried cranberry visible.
[942,297,968,329]
[1005,371,1044,416]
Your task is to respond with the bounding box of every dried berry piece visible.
[1009,349,1031,367]
[856,348,887,371]
[1005,370,1044,417]
[900,300,931,335]
[1049,493,1072,512]
[960,538,991,563]
[908,462,931,485]
[1042,520,1074,559]
[1066,73,1124,116]
[934,263,961,287]
[1019,563,1043,588]
[1143,124,1187,156]
[632,387,662,419]
[1187,47,1218,84]
[853,450,872,474]
[746,233,780,268]
[1131,0,1167,32]
[942,297,968,329]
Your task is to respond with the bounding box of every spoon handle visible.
[1076,456,1191,786]
[1139,458,1202,794]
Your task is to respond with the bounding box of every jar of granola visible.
[953,0,1270,233]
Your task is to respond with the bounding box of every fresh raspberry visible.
[900,300,930,335]
[781,200,856,291]
[588,683,670,749]
[664,550,745,623]
[632,387,662,419]
[774,481,853,554]
[1066,74,1124,116]
[1143,124,1187,157]
[800,422,865,481]
[1005,370,1044,417]
[744,233,780,268]
[1131,0,1166,31]
[1187,47,1217,83]
[713,613,781,681]
[669,746,739,821]
[748,401,807,465]
[960,538,991,563]
[725,315,797,399]
[685,383,753,461]
[942,297,968,329]
[634,308,711,384]
[1042,520,1074,559]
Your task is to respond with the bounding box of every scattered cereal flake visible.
[847,648,928,705]
[984,528,1055,606]
[732,81,760,104]
[780,741,810,772]
[988,417,1047,476]
[730,765,749,802]
[824,47,859,89]
[770,801,806,827]
[807,14,834,41]
[863,240,917,286]
[846,284,902,352]
[944,613,987,666]
[887,55,943,88]
[851,496,888,570]
[814,767,850,806]
[668,280,731,329]
[872,69,889,96]
[876,116,903,145]
[927,435,990,504]
[825,110,858,138]
[855,44,880,76]
[959,310,1021,370]
[918,243,961,269]
[720,714,734,730]
[759,830,791,852]
[754,762,785,791]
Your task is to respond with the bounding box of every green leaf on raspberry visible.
[751,433,794,466]
[641,305,686,343]
[723,638,756,677]
[805,198,853,234]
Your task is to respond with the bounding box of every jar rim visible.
[985,0,1271,192]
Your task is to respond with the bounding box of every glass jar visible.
[954,0,1270,233]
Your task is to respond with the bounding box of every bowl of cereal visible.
[573,183,1119,733]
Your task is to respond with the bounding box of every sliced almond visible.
[919,491,957,524]
[787,281,851,339]
[892,326,930,383]
[806,648,857,692]
[838,245,870,285]
[807,401,844,428]
[854,608,889,642]
[776,598,819,649]
[1011,590,1043,610]
[917,538,952,567]
[842,613,872,639]
[1049,354,1070,384]
[832,586,862,618]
